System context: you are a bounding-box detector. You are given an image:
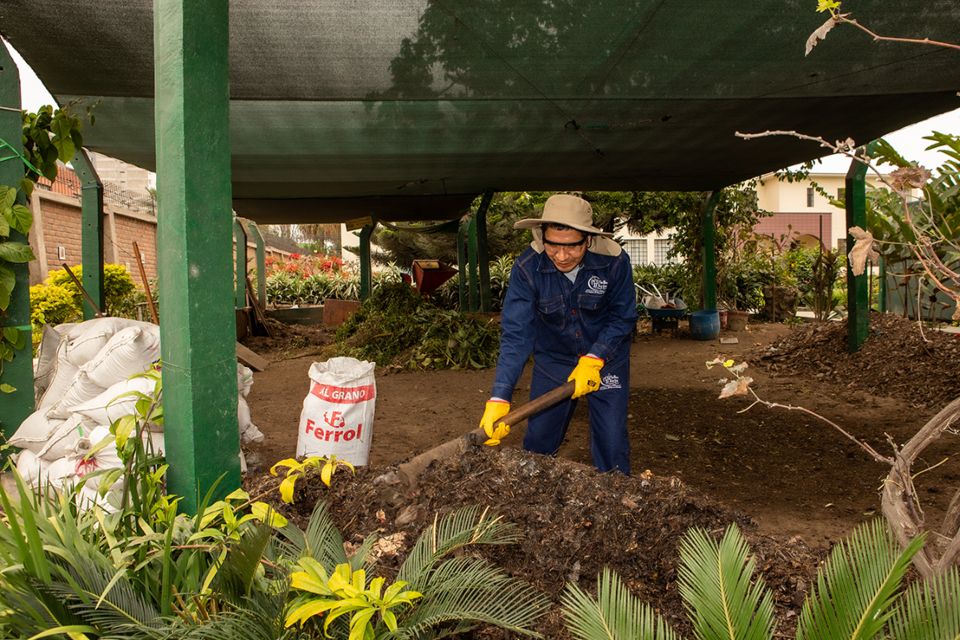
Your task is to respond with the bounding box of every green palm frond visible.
[396,506,519,584]
[174,591,307,640]
[561,567,679,640]
[796,519,924,640]
[678,524,774,640]
[45,561,162,631]
[212,525,273,603]
[277,502,349,569]
[886,565,960,640]
[393,556,549,639]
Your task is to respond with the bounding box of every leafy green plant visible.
[561,519,960,640]
[0,105,85,395]
[269,455,356,503]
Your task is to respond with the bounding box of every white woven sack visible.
[15,449,47,487]
[237,363,254,398]
[71,375,157,427]
[62,317,134,367]
[296,357,376,466]
[48,370,106,419]
[85,325,160,388]
[37,456,80,491]
[34,323,74,399]
[38,414,91,461]
[73,426,124,491]
[9,409,61,452]
[37,341,80,409]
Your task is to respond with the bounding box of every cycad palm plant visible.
[561,519,960,640]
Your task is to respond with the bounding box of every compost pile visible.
[752,312,960,409]
[250,447,822,639]
[241,317,330,357]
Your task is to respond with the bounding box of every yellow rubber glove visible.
[568,355,604,399]
[480,399,511,446]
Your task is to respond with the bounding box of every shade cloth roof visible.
[2,0,958,223]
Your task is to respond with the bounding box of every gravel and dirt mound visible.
[249,446,822,639]
[752,313,960,409]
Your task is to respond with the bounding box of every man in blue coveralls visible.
[478,193,637,474]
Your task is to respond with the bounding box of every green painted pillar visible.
[457,221,468,310]
[247,222,266,307]
[466,216,480,312]
[233,217,247,309]
[0,42,34,435]
[72,149,104,318]
[359,223,375,300]
[845,144,876,353]
[701,191,720,310]
[475,192,494,312]
[155,0,240,513]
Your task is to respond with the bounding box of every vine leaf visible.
[0,383,15,393]
[9,204,32,235]
[0,264,12,310]
[0,242,35,264]
[0,214,8,239]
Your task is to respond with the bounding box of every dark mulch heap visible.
[248,446,822,639]
[752,313,960,410]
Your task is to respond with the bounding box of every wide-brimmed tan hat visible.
[514,194,613,238]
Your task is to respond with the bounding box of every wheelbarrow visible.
[646,306,687,336]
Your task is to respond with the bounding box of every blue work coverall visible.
[491,245,637,474]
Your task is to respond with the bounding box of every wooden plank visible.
[236,341,268,371]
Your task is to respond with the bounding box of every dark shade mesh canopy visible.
[2,0,958,222]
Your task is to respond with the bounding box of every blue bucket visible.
[689,309,720,341]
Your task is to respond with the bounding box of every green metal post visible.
[475,192,494,312]
[0,41,34,435]
[247,222,267,307]
[233,217,247,309]
[467,216,480,312]
[72,149,104,318]
[155,0,240,513]
[359,223,375,300]
[845,144,875,353]
[457,221,468,310]
[701,191,720,310]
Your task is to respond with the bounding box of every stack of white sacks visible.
[11,317,263,509]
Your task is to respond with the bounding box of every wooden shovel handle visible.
[395,381,575,487]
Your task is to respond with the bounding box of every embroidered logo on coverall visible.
[586,276,608,295]
[599,374,621,390]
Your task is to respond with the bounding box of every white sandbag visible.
[37,456,80,490]
[84,325,160,389]
[62,317,134,367]
[75,485,120,513]
[296,357,376,466]
[48,370,106,419]
[34,323,74,399]
[15,449,47,487]
[237,363,254,398]
[9,410,61,452]
[37,341,80,409]
[38,414,91,461]
[71,376,157,427]
[73,426,124,488]
[237,395,263,443]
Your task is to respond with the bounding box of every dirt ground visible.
[242,314,960,637]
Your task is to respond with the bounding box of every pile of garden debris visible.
[753,312,960,409]
[250,446,822,639]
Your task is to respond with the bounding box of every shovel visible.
[394,380,575,488]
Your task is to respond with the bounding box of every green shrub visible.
[42,263,139,317]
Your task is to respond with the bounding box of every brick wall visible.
[40,198,84,271]
[111,213,158,281]
[32,188,288,289]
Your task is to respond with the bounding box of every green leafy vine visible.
[0,105,84,393]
